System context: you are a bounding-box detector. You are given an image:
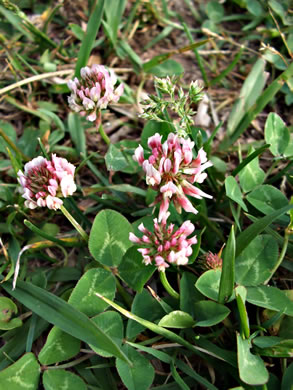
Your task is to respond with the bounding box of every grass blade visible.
[75,0,105,77]
[2,280,130,364]
[218,225,236,303]
[236,204,293,257]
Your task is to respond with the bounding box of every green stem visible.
[264,228,290,284]
[44,353,94,370]
[60,205,89,242]
[98,123,110,145]
[159,271,179,299]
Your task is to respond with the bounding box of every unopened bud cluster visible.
[140,77,204,137]
[67,65,124,122]
[18,155,76,210]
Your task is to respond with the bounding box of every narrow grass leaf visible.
[2,280,130,363]
[218,225,236,303]
[236,204,293,257]
[75,0,105,77]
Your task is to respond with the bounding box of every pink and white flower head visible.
[133,132,212,222]
[67,64,124,122]
[17,154,77,210]
[129,219,197,272]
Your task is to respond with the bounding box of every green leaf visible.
[118,247,155,292]
[195,269,222,301]
[141,120,171,149]
[68,268,116,317]
[158,310,196,328]
[180,272,204,317]
[0,352,40,390]
[239,147,265,193]
[104,0,126,47]
[67,113,86,157]
[225,176,248,211]
[235,204,293,257]
[235,235,279,286]
[246,0,264,16]
[38,327,80,365]
[281,362,293,390]
[116,345,155,390]
[193,301,230,327]
[74,0,105,76]
[246,286,293,316]
[105,143,129,172]
[0,120,17,154]
[246,185,289,216]
[0,296,17,322]
[206,1,225,22]
[264,113,290,156]
[227,59,267,135]
[146,59,184,77]
[237,333,269,385]
[218,225,236,303]
[43,369,87,390]
[90,311,124,357]
[126,289,165,339]
[2,280,130,363]
[235,286,250,339]
[89,209,133,267]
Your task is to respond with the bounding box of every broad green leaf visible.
[0,352,40,390]
[218,225,236,303]
[2,280,130,363]
[246,286,293,316]
[0,296,17,322]
[0,120,17,154]
[67,113,86,157]
[180,272,204,317]
[126,289,165,339]
[193,301,230,327]
[253,338,293,357]
[264,113,290,156]
[235,235,279,286]
[246,0,264,16]
[246,185,289,217]
[90,311,124,357]
[252,336,283,349]
[118,247,155,292]
[116,344,155,390]
[0,317,22,330]
[195,269,222,301]
[236,204,293,258]
[235,286,250,339]
[43,369,87,390]
[159,310,196,328]
[74,0,105,76]
[227,58,267,135]
[239,147,265,193]
[225,176,248,211]
[281,362,293,390]
[105,143,129,172]
[68,268,116,316]
[89,209,133,267]
[146,59,184,77]
[237,333,269,385]
[206,1,224,22]
[38,327,80,365]
[114,140,141,174]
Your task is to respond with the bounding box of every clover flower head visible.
[67,64,124,122]
[18,154,77,210]
[133,132,212,222]
[129,219,197,272]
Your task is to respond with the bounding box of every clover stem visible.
[95,111,110,145]
[159,270,180,299]
[60,205,89,242]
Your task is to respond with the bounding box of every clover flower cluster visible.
[130,130,212,271]
[67,64,124,122]
[133,132,212,223]
[129,220,197,272]
[18,155,76,210]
